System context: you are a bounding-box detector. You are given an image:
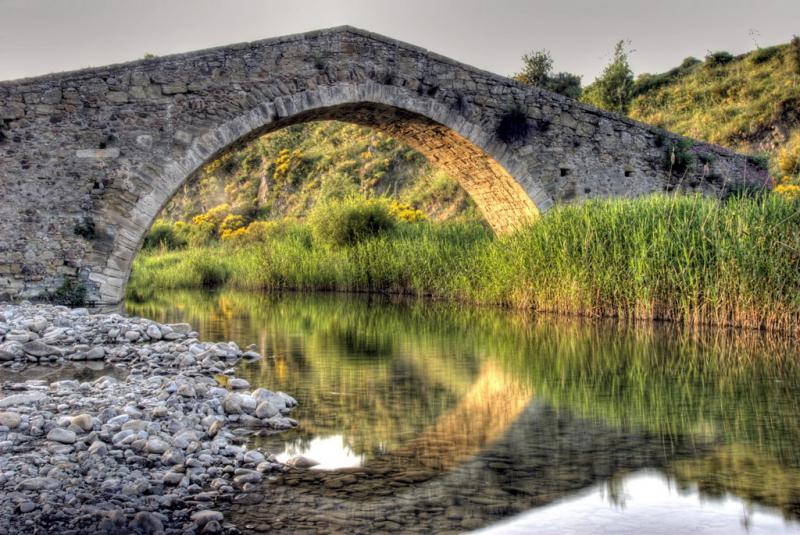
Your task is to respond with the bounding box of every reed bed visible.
[128,194,800,336]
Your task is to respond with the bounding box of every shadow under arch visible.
[94,82,553,303]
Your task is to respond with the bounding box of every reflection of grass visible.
[127,289,800,466]
[129,195,800,336]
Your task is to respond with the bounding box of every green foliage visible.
[308,196,397,247]
[130,195,800,337]
[749,46,780,65]
[705,50,735,67]
[50,278,87,307]
[582,41,635,113]
[163,121,477,226]
[515,49,553,86]
[496,107,530,143]
[514,49,582,98]
[142,220,186,250]
[73,216,96,240]
[748,154,770,171]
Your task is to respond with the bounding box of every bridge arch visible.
[99,83,548,303]
[0,26,766,303]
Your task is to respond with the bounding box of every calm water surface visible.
[127,290,800,534]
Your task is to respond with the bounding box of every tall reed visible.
[128,195,800,336]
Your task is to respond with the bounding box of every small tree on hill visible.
[583,40,635,114]
[514,49,582,99]
[515,49,554,86]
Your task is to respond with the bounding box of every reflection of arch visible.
[98,83,547,303]
[229,402,714,533]
[375,362,532,471]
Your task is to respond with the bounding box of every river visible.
[126,289,800,534]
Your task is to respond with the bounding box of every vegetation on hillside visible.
[513,49,582,99]
[131,194,800,337]
[625,38,800,191]
[163,121,479,230]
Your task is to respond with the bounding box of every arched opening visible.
[91,85,552,303]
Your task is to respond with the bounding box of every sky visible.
[1,0,798,83]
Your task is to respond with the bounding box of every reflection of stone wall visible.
[0,27,766,303]
[227,402,711,533]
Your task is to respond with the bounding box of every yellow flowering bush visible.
[219,214,245,238]
[775,183,800,200]
[389,201,427,223]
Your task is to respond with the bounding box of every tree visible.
[515,49,554,86]
[515,49,582,99]
[583,40,635,114]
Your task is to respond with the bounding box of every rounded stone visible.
[47,427,76,444]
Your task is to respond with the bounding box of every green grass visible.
[128,194,800,336]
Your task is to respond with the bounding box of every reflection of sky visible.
[474,470,800,535]
[275,435,365,470]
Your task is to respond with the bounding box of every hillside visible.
[629,39,800,188]
[164,121,478,223]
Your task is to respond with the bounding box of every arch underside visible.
[199,102,540,235]
[98,99,544,304]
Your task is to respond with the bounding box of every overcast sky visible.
[1,0,798,83]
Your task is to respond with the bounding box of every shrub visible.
[189,255,230,287]
[219,214,246,238]
[705,51,734,67]
[143,220,186,250]
[50,278,87,307]
[74,216,96,240]
[774,183,800,200]
[748,154,770,172]
[582,41,635,113]
[496,107,530,143]
[388,201,427,223]
[308,196,397,247]
[749,46,780,65]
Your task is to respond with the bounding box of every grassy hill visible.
[629,38,800,190]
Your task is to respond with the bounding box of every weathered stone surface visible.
[0,26,766,304]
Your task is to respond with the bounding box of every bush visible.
[143,220,186,250]
[73,216,96,240]
[308,197,397,247]
[496,108,530,143]
[705,51,734,67]
[749,46,780,65]
[50,279,87,307]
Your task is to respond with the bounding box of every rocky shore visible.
[0,302,298,534]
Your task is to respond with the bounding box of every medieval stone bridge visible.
[0,26,766,304]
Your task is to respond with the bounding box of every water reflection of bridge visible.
[228,367,711,534]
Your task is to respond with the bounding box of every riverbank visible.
[0,302,298,534]
[129,194,800,337]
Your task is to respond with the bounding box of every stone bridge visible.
[0,26,767,304]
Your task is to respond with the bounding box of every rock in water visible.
[22,340,60,358]
[286,455,319,468]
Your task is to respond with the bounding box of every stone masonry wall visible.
[0,27,768,304]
